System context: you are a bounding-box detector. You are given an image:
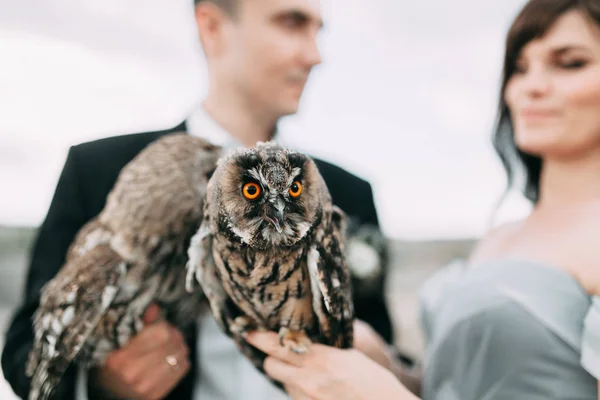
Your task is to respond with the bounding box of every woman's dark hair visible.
[493,0,600,203]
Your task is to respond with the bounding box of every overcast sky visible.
[0,0,534,240]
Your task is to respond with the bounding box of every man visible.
[2,0,396,399]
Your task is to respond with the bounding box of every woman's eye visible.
[560,59,587,69]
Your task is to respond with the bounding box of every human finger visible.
[143,303,162,324]
[285,384,316,400]
[140,346,191,399]
[263,355,304,384]
[125,321,176,357]
[244,331,309,367]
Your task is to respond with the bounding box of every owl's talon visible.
[279,327,311,354]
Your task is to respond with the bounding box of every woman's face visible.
[505,10,600,159]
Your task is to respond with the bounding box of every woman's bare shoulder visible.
[575,205,600,296]
[467,220,524,265]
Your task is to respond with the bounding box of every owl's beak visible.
[267,214,284,233]
[266,200,285,233]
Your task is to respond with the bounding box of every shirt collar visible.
[186,106,241,149]
[186,105,279,149]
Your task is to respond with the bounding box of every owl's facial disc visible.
[228,146,315,248]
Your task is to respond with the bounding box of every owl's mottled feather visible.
[186,141,354,387]
[26,134,222,400]
[307,206,354,348]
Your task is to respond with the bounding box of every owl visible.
[185,141,355,382]
[26,134,223,400]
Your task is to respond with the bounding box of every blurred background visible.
[0,0,533,397]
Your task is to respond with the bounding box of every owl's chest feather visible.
[214,240,316,329]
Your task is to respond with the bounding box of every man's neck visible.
[202,91,278,148]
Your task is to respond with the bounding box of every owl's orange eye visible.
[243,182,261,200]
[289,181,302,198]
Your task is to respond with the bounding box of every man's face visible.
[219,0,323,117]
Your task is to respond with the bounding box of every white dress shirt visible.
[76,107,290,400]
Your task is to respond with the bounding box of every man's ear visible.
[195,2,230,58]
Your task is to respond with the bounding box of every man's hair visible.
[194,0,239,17]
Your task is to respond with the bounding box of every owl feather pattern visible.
[186,142,355,384]
[26,134,222,400]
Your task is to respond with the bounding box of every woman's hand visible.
[244,330,418,400]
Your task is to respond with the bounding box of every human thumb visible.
[143,303,161,325]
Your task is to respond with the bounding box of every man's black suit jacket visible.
[2,123,394,399]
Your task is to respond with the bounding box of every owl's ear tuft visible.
[236,153,261,171]
[287,153,308,170]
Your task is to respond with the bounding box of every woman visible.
[245,0,600,398]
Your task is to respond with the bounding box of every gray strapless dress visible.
[419,258,600,399]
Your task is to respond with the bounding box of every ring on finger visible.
[165,354,180,371]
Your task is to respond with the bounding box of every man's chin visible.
[278,98,302,116]
[274,106,299,119]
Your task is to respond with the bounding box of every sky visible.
[0,0,534,240]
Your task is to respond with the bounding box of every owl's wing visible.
[26,241,128,400]
[186,218,236,334]
[308,205,354,348]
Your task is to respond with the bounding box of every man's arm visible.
[2,147,88,399]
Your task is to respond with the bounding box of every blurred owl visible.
[185,141,354,382]
[26,134,222,400]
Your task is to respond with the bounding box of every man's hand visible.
[90,303,191,400]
